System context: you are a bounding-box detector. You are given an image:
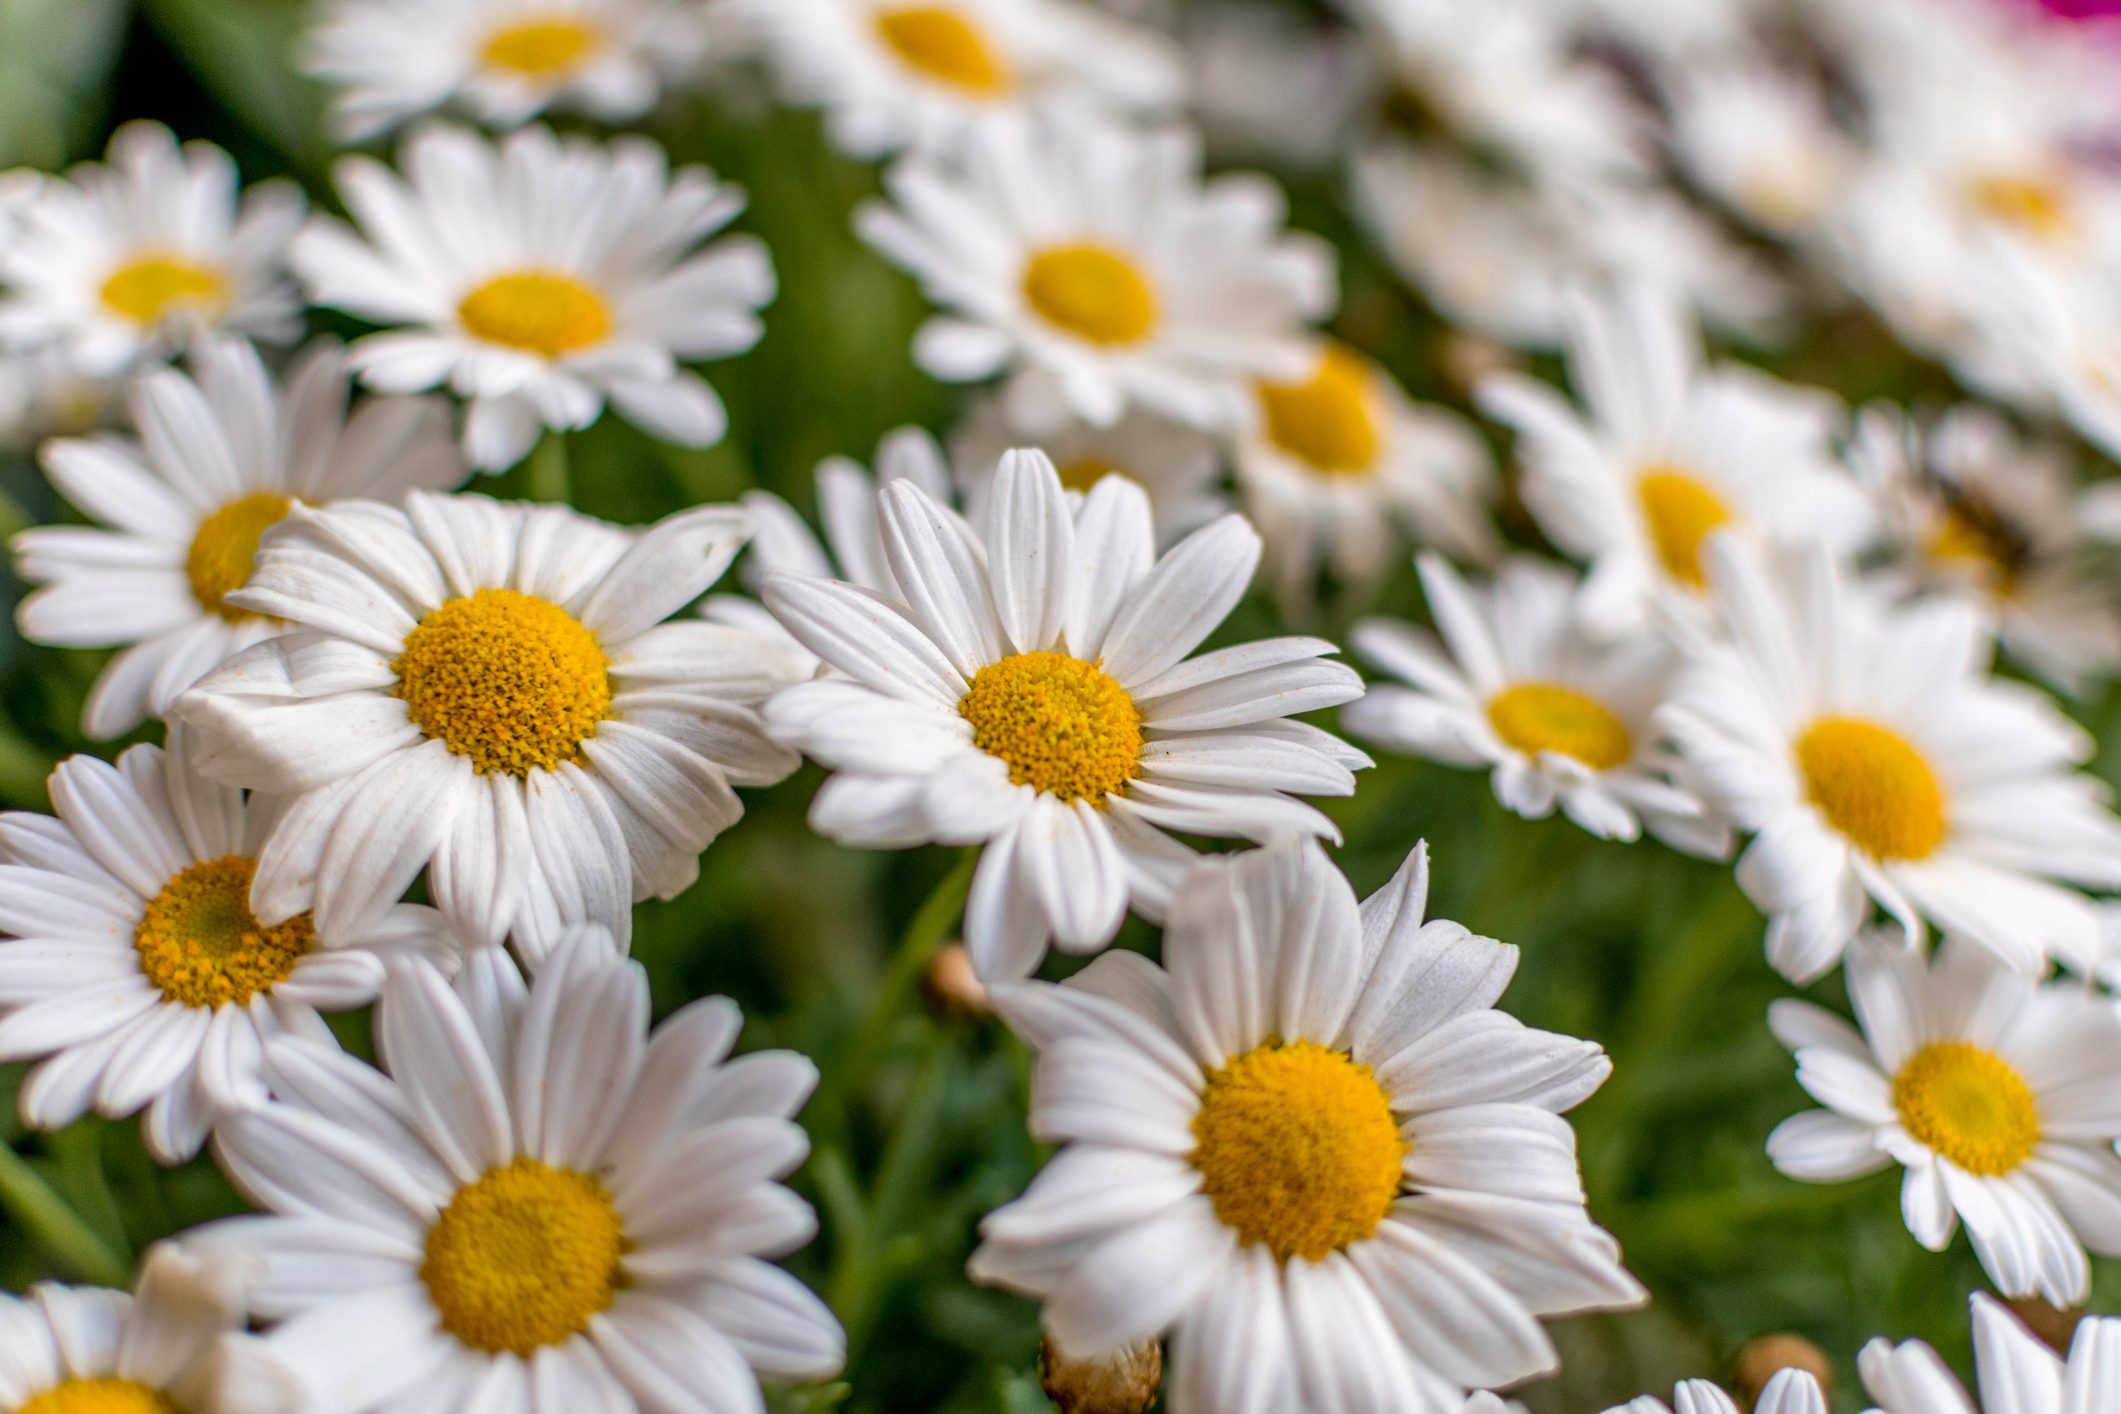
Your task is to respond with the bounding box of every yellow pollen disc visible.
[186,492,294,620]
[134,856,310,1009]
[1968,171,2073,243]
[457,271,613,358]
[481,15,603,77]
[18,1379,182,1414]
[1794,716,1947,861]
[422,1157,625,1356]
[1191,1039,1407,1262]
[1892,1041,2040,1176]
[1258,344,1383,476]
[395,589,612,777]
[1635,466,1735,589]
[958,651,1142,804]
[98,254,228,327]
[1055,457,1119,494]
[1486,681,1632,770]
[873,5,1012,94]
[1926,499,2025,594]
[1021,244,1159,348]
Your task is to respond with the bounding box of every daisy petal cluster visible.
[1860,1293,2121,1414]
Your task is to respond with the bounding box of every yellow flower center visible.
[1191,1039,1407,1263]
[186,492,295,620]
[481,15,603,77]
[1055,457,1119,494]
[457,271,613,358]
[1021,244,1158,348]
[98,254,228,327]
[1926,497,2025,594]
[1967,170,2073,243]
[1486,682,1632,770]
[422,1157,625,1356]
[1892,1041,2040,1176]
[1794,717,1947,861]
[1636,466,1735,589]
[134,856,311,1009]
[18,1380,182,1414]
[1257,344,1382,476]
[958,651,1142,804]
[394,588,612,777]
[872,5,1012,94]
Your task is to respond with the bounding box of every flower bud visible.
[1038,1335,1162,1414]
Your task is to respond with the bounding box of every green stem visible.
[0,1138,130,1287]
[821,849,977,1114]
[526,431,571,503]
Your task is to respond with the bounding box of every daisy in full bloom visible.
[857,107,1337,432]
[1663,58,1851,240]
[13,336,465,739]
[0,122,304,376]
[732,0,1183,159]
[1477,281,1870,635]
[305,0,710,141]
[1599,1374,1826,1414]
[1962,238,2121,467]
[294,123,774,472]
[198,931,845,1414]
[762,450,1369,979]
[1766,934,2121,1304]
[173,491,810,962]
[1344,555,1727,855]
[0,730,453,1163]
[1659,537,2121,982]
[969,838,1644,1412]
[1861,1293,2121,1413]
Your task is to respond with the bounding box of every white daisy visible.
[293,123,774,473]
[0,347,118,451]
[305,0,710,141]
[1603,1373,1826,1414]
[1861,1292,2121,1414]
[197,931,845,1414]
[0,729,453,1163]
[856,106,1336,432]
[172,490,810,963]
[1960,238,2121,467]
[0,122,302,379]
[1178,0,1370,172]
[969,837,1644,1412]
[1766,934,2121,1304]
[731,0,1183,159]
[1344,554,1728,855]
[13,336,466,740]
[1477,281,1870,635]
[761,449,1368,979]
[1659,536,2121,983]
[1663,57,1851,240]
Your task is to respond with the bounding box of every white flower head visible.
[1664,57,1851,239]
[1346,554,1728,856]
[173,491,810,964]
[198,932,844,1414]
[971,838,1644,1412]
[857,106,1336,433]
[0,346,119,451]
[1603,1373,1825,1414]
[0,728,455,1163]
[1860,1292,2121,1414]
[14,336,466,740]
[1660,537,2121,983]
[294,123,774,472]
[1960,238,2121,468]
[0,122,304,377]
[762,450,1370,979]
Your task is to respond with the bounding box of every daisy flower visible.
[0,121,304,377]
[304,0,710,141]
[1659,536,2121,982]
[1663,57,1851,240]
[856,107,1336,432]
[732,0,1183,159]
[198,931,845,1413]
[1477,281,1870,635]
[0,729,453,1163]
[761,449,1368,979]
[1344,554,1727,855]
[172,491,809,962]
[13,336,465,739]
[969,838,1644,1411]
[1861,1292,2121,1413]
[1961,238,2121,467]
[0,347,118,450]
[1603,1373,1825,1414]
[293,123,774,472]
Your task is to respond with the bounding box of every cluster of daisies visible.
[0,0,2118,1409]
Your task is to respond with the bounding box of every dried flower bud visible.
[1038,1334,1162,1414]
[923,943,991,1019]
[1734,1332,1834,1403]
[2006,1296,2082,1354]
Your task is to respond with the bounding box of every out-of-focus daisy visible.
[1345,555,1727,854]
[970,838,1643,1410]
[0,122,303,376]
[1962,241,2121,465]
[13,337,465,739]
[1478,282,1869,634]
[174,491,808,962]
[1663,58,1850,240]
[1179,0,1370,171]
[1659,538,2121,982]
[294,123,773,472]
[762,450,1368,979]
[1601,1373,1825,1414]
[857,108,1335,432]
[0,347,116,450]
[1233,339,1496,606]
[0,730,452,1163]
[305,0,710,141]
[199,932,844,1413]
[1861,1292,2121,1413]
